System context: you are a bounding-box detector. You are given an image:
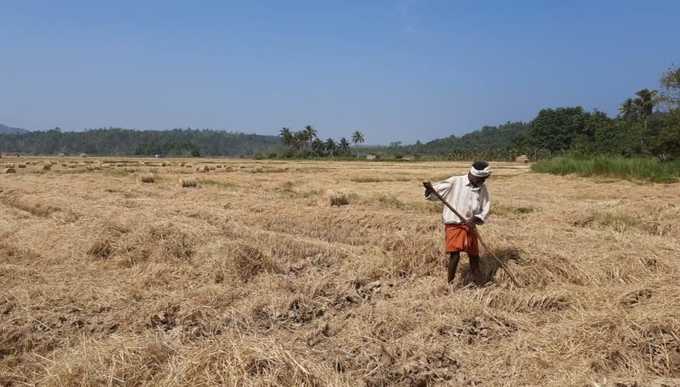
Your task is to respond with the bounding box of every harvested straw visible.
[195,165,209,173]
[140,174,155,183]
[4,167,16,174]
[17,163,26,169]
[4,160,680,387]
[322,190,350,207]
[180,178,198,188]
[42,164,52,171]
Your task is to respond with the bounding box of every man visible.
[424,161,492,283]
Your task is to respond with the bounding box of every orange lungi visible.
[444,224,479,256]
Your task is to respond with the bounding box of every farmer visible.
[424,161,492,283]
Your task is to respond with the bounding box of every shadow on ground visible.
[459,247,522,286]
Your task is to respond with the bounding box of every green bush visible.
[531,156,680,183]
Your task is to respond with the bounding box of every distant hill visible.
[0,124,28,134]
[0,128,282,156]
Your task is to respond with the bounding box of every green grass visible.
[531,156,680,183]
[198,179,238,189]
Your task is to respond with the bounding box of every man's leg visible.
[467,228,483,284]
[469,255,482,283]
[448,252,460,283]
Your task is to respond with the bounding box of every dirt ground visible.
[1,157,679,386]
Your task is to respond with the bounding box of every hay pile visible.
[321,190,350,206]
[140,174,155,183]
[180,178,198,188]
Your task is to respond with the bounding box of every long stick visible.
[423,181,521,287]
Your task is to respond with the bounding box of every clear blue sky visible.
[1,1,678,144]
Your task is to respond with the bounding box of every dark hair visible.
[472,160,489,170]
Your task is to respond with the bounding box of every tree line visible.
[0,128,281,157]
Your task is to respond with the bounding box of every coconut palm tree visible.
[632,89,659,136]
[279,127,293,147]
[303,125,317,147]
[311,137,325,156]
[351,131,365,145]
[324,138,337,156]
[293,131,307,151]
[660,66,680,109]
[633,89,657,118]
[619,98,637,120]
[338,137,351,155]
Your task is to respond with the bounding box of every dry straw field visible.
[1,157,679,386]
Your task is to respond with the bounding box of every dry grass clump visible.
[229,243,282,282]
[140,174,156,183]
[89,223,196,266]
[251,166,288,173]
[350,176,385,183]
[180,178,198,188]
[0,241,41,264]
[198,178,237,190]
[148,224,195,261]
[86,222,130,259]
[42,163,52,171]
[374,193,406,209]
[17,163,26,168]
[321,190,350,206]
[36,334,177,386]
[573,210,675,236]
[4,167,16,174]
[492,204,537,217]
[0,193,60,217]
[87,238,115,259]
[195,165,209,173]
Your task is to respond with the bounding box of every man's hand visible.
[465,217,482,227]
[422,182,434,198]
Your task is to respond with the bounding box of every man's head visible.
[467,160,491,187]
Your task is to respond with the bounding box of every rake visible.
[423,181,521,287]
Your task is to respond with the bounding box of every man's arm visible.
[424,178,455,201]
[473,186,491,225]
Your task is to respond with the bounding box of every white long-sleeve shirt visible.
[426,175,491,224]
